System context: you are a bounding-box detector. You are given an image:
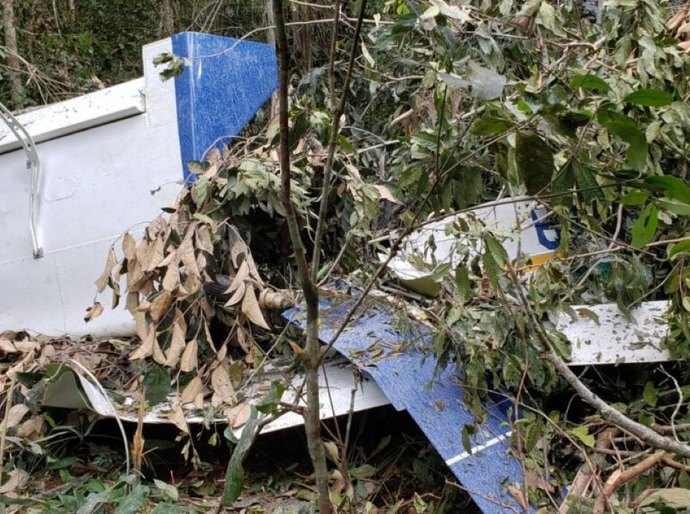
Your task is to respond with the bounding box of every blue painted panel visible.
[172,32,278,180]
[284,300,533,513]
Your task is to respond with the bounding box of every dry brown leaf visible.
[152,337,167,365]
[204,323,216,354]
[225,261,249,295]
[12,340,39,353]
[169,397,190,434]
[373,184,402,204]
[180,338,198,372]
[228,403,251,428]
[174,308,188,334]
[148,215,168,237]
[178,237,200,278]
[246,256,263,285]
[196,252,207,273]
[130,330,155,360]
[0,469,29,494]
[0,339,17,354]
[72,352,101,371]
[236,326,253,354]
[123,232,137,260]
[126,291,140,314]
[158,251,176,268]
[241,286,270,330]
[181,376,203,404]
[136,301,151,312]
[230,239,248,268]
[182,271,202,295]
[165,322,186,367]
[195,225,214,253]
[133,310,148,340]
[127,258,145,291]
[224,281,246,307]
[2,404,29,430]
[150,291,172,323]
[217,343,228,362]
[148,235,166,271]
[203,163,219,179]
[289,341,304,355]
[667,5,690,32]
[95,248,117,292]
[136,238,154,271]
[16,415,44,439]
[84,301,104,323]
[211,365,235,407]
[162,257,181,291]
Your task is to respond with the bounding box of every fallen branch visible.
[592,451,667,514]
[506,266,690,459]
[558,427,618,514]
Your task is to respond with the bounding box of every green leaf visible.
[597,110,648,170]
[658,199,690,215]
[570,425,595,448]
[551,164,575,207]
[350,464,376,480]
[624,88,673,107]
[669,240,690,260]
[222,414,260,506]
[288,112,310,151]
[191,177,211,207]
[643,381,658,407]
[461,425,473,455]
[153,479,179,502]
[255,381,285,414]
[630,204,658,248]
[570,74,610,92]
[455,266,471,302]
[483,250,500,291]
[143,365,171,406]
[620,190,648,206]
[646,176,690,204]
[114,485,149,514]
[471,116,514,136]
[639,488,690,509]
[516,132,555,195]
[485,234,508,265]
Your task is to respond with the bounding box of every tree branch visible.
[310,0,367,281]
[272,1,332,512]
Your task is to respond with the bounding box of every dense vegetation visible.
[5,0,690,512]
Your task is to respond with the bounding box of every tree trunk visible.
[2,0,23,109]
[159,0,175,37]
[272,1,333,513]
[265,0,279,119]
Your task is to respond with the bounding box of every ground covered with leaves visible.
[0,332,466,513]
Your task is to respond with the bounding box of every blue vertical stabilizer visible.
[172,32,278,179]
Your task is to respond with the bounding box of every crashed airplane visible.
[0,31,673,513]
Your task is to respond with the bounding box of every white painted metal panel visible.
[386,197,559,296]
[0,79,146,155]
[44,359,390,434]
[558,301,671,365]
[0,38,181,336]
